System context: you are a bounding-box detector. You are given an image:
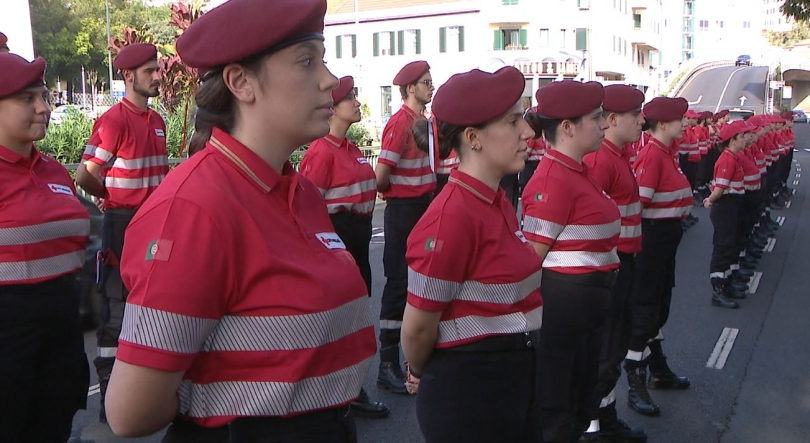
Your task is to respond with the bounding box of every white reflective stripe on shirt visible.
[408,268,542,305]
[714,178,731,187]
[744,184,761,191]
[397,157,431,169]
[112,155,169,170]
[638,187,655,199]
[0,218,89,246]
[744,174,760,182]
[542,250,619,268]
[379,150,401,164]
[651,188,692,203]
[435,306,543,345]
[178,357,374,418]
[641,206,691,219]
[326,201,375,215]
[522,215,564,240]
[556,221,621,242]
[105,175,165,189]
[84,145,114,163]
[323,179,376,201]
[616,202,641,217]
[620,224,642,239]
[389,174,436,186]
[0,250,85,282]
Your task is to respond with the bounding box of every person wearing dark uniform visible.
[75,42,168,423]
[402,66,543,443]
[624,97,692,418]
[522,80,619,443]
[103,1,377,440]
[581,85,648,443]
[300,76,388,419]
[732,121,766,292]
[374,60,436,394]
[703,122,754,308]
[0,53,90,442]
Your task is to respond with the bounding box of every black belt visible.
[448,330,540,353]
[385,194,432,205]
[641,218,682,226]
[105,208,138,216]
[542,268,618,289]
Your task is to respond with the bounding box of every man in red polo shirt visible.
[74,42,168,423]
[374,60,436,394]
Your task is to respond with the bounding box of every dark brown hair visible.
[412,118,486,159]
[523,111,582,145]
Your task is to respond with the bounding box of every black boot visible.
[745,248,763,260]
[731,270,750,283]
[724,281,747,300]
[711,282,740,309]
[599,402,648,442]
[351,388,390,418]
[579,432,601,442]
[624,361,660,417]
[376,346,408,395]
[647,341,690,390]
[737,267,755,278]
[728,279,749,294]
[98,376,109,424]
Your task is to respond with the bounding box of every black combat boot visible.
[725,280,747,300]
[623,360,660,417]
[711,282,741,308]
[647,341,690,390]
[599,402,648,442]
[351,388,390,418]
[376,345,408,395]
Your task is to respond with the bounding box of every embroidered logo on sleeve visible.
[357,157,369,164]
[145,239,174,261]
[48,183,74,196]
[534,192,549,203]
[155,129,165,137]
[425,238,444,252]
[316,232,347,250]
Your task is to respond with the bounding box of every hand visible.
[405,370,420,395]
[94,197,106,213]
[703,198,712,209]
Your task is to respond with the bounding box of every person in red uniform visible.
[581,85,648,443]
[103,1,377,440]
[518,133,546,196]
[401,66,543,443]
[623,97,692,418]
[703,122,755,308]
[434,149,459,195]
[0,32,10,53]
[696,109,730,202]
[74,42,169,423]
[300,76,388,419]
[522,80,619,443]
[0,53,90,442]
[374,60,436,394]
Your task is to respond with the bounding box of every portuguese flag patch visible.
[425,238,444,253]
[145,239,174,261]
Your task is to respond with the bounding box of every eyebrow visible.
[295,40,324,54]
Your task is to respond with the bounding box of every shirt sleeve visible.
[378,116,411,167]
[634,153,660,205]
[584,151,615,194]
[82,114,123,166]
[712,156,732,189]
[521,171,572,245]
[406,200,473,312]
[117,197,232,372]
[300,141,333,196]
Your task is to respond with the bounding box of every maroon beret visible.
[535,80,605,120]
[719,121,753,142]
[716,109,729,118]
[602,84,644,113]
[177,0,326,73]
[331,76,354,103]
[393,61,431,86]
[747,115,762,126]
[699,111,713,120]
[432,67,525,126]
[0,53,46,99]
[781,111,794,120]
[642,97,688,122]
[0,32,7,47]
[684,109,699,119]
[113,43,157,70]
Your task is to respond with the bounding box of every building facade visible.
[763,0,792,32]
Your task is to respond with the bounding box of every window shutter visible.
[390,32,397,56]
[336,35,343,59]
[458,26,465,52]
[439,27,447,53]
[416,30,422,54]
[351,35,357,57]
[494,30,504,50]
[397,30,405,55]
[373,32,380,56]
[519,29,528,48]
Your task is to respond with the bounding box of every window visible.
[613,35,617,52]
[494,28,528,50]
[699,20,709,31]
[335,34,357,59]
[502,0,519,4]
[373,31,396,56]
[664,18,671,27]
[539,29,550,47]
[397,29,421,55]
[743,21,751,28]
[380,86,392,122]
[684,0,694,15]
[716,20,724,28]
[558,29,566,48]
[577,0,590,9]
[634,13,642,29]
[439,26,465,53]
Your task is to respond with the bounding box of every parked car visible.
[792,109,808,123]
[76,194,103,329]
[50,105,95,125]
[727,108,755,121]
[735,55,752,66]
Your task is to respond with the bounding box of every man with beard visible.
[374,60,436,394]
[74,43,168,424]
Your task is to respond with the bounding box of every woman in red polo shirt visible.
[521,80,619,443]
[104,0,377,441]
[401,66,543,442]
[0,53,90,442]
[300,76,387,419]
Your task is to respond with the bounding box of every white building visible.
[325,0,662,125]
[763,0,792,32]
[0,0,35,61]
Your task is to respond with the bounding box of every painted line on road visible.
[786,200,792,208]
[777,216,785,226]
[796,174,802,178]
[765,237,777,252]
[794,180,800,186]
[748,271,763,294]
[707,327,739,369]
[88,384,100,397]
[714,67,747,113]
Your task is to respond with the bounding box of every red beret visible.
[331,76,354,103]
[177,0,326,73]
[393,61,431,86]
[602,85,644,113]
[747,115,762,126]
[716,109,729,118]
[113,43,157,70]
[432,66,524,126]
[781,111,794,120]
[535,80,604,120]
[642,97,688,122]
[684,109,699,119]
[0,32,7,47]
[732,119,756,131]
[720,121,753,142]
[0,53,46,99]
[699,111,713,120]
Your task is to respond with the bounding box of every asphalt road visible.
[677,65,770,115]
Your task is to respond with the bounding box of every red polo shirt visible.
[406,169,543,348]
[738,148,761,191]
[522,150,621,275]
[584,139,642,254]
[300,134,376,216]
[117,128,376,427]
[527,137,547,161]
[82,97,169,210]
[378,105,436,198]
[634,137,693,220]
[1,145,89,285]
[436,150,459,175]
[712,150,745,195]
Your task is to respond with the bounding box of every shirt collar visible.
[209,127,295,193]
[602,139,623,157]
[649,137,670,154]
[722,149,738,159]
[120,97,149,116]
[447,169,498,205]
[0,144,41,166]
[400,105,418,120]
[544,149,584,172]
[324,133,349,150]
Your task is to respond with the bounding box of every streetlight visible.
[106,0,113,95]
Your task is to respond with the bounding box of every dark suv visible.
[76,195,103,328]
[735,55,752,66]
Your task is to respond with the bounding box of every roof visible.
[327,0,465,15]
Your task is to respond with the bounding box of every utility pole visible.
[105,0,114,95]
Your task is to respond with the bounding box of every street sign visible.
[770,80,785,89]
[783,85,793,99]
[111,80,125,101]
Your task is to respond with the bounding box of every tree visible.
[766,20,810,47]
[783,0,810,22]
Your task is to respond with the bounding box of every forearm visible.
[75,162,107,198]
[106,361,183,437]
[706,187,725,204]
[401,306,440,374]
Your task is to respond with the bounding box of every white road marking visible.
[715,67,747,112]
[777,216,785,226]
[796,174,802,178]
[688,94,703,105]
[707,327,739,369]
[748,271,763,294]
[786,200,792,208]
[805,149,810,152]
[794,180,800,186]
[765,238,777,252]
[88,384,100,397]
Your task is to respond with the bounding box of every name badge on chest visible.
[357,157,369,165]
[514,231,528,243]
[315,232,347,250]
[48,183,74,196]
[155,129,165,137]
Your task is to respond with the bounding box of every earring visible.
[472,144,481,151]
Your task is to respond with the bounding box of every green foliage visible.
[766,20,810,48]
[160,105,195,158]
[783,0,810,23]
[347,124,372,147]
[361,101,371,120]
[36,110,95,164]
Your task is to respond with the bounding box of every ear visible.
[123,69,134,84]
[608,113,619,127]
[222,64,256,104]
[462,126,479,150]
[560,119,576,138]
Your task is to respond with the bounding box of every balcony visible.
[632,27,660,51]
